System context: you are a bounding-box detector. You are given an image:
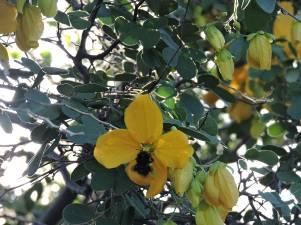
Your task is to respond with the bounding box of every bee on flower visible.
[93,94,193,198]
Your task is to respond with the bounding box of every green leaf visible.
[69,14,90,30]
[276,171,301,183]
[25,89,50,104]
[162,47,180,67]
[24,143,47,177]
[200,115,218,136]
[259,192,290,220]
[63,204,95,224]
[245,148,278,165]
[287,99,301,120]
[55,10,70,25]
[21,57,42,74]
[0,111,13,133]
[91,169,115,191]
[156,85,176,98]
[211,86,236,103]
[74,83,107,93]
[198,75,219,89]
[260,145,287,156]
[96,218,119,225]
[114,73,136,82]
[176,55,197,79]
[255,0,276,13]
[125,194,150,218]
[238,159,248,170]
[290,183,301,203]
[139,28,160,49]
[71,164,90,182]
[177,126,218,144]
[179,93,204,119]
[57,83,74,97]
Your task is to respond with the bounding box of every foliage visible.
[0,0,301,224]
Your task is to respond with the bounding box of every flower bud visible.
[162,220,177,225]
[16,0,26,13]
[0,43,9,71]
[215,48,234,81]
[205,25,225,51]
[228,101,253,123]
[16,4,44,52]
[186,179,203,208]
[247,32,272,70]
[291,21,301,45]
[38,0,58,18]
[203,162,239,210]
[169,158,194,197]
[0,0,17,34]
[195,204,223,225]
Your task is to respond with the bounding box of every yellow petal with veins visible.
[94,129,139,169]
[155,130,193,168]
[125,94,163,144]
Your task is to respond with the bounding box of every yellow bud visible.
[215,48,234,81]
[186,179,203,208]
[16,0,26,13]
[0,0,17,34]
[247,33,272,70]
[228,101,253,123]
[195,204,223,225]
[217,205,229,222]
[38,0,58,18]
[169,158,194,197]
[291,21,301,45]
[0,43,9,71]
[16,4,44,52]
[203,163,239,210]
[205,25,225,51]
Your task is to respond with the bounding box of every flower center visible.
[133,151,154,177]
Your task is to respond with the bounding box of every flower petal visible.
[125,94,163,144]
[94,129,139,169]
[147,157,167,198]
[126,160,152,186]
[154,130,193,168]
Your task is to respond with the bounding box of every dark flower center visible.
[133,151,153,176]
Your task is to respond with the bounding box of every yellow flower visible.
[247,32,272,70]
[0,0,17,34]
[94,95,193,198]
[203,162,239,210]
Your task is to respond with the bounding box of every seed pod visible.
[247,32,272,70]
[169,158,194,197]
[195,204,223,225]
[38,0,58,18]
[205,25,225,51]
[16,4,44,52]
[215,48,234,81]
[0,0,17,34]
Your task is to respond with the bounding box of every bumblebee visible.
[133,151,153,176]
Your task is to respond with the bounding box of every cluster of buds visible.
[205,25,234,81]
[0,0,58,62]
[168,160,239,224]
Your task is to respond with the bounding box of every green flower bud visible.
[247,32,272,70]
[38,0,58,17]
[215,48,234,80]
[169,158,194,197]
[186,178,203,208]
[195,204,223,225]
[205,25,225,51]
[291,21,301,44]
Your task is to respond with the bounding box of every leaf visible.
[245,148,278,165]
[63,204,95,224]
[290,183,301,203]
[55,10,70,25]
[259,192,290,220]
[162,47,180,67]
[198,75,219,89]
[69,14,90,30]
[179,93,204,120]
[96,218,119,225]
[177,126,219,144]
[287,99,301,120]
[267,122,285,138]
[211,86,236,103]
[125,194,150,218]
[176,54,197,79]
[24,143,47,177]
[276,171,301,183]
[260,145,287,156]
[25,89,50,104]
[91,170,115,191]
[0,111,13,133]
[57,83,74,97]
[21,57,42,74]
[255,0,276,13]
[74,83,107,93]
[71,164,90,182]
